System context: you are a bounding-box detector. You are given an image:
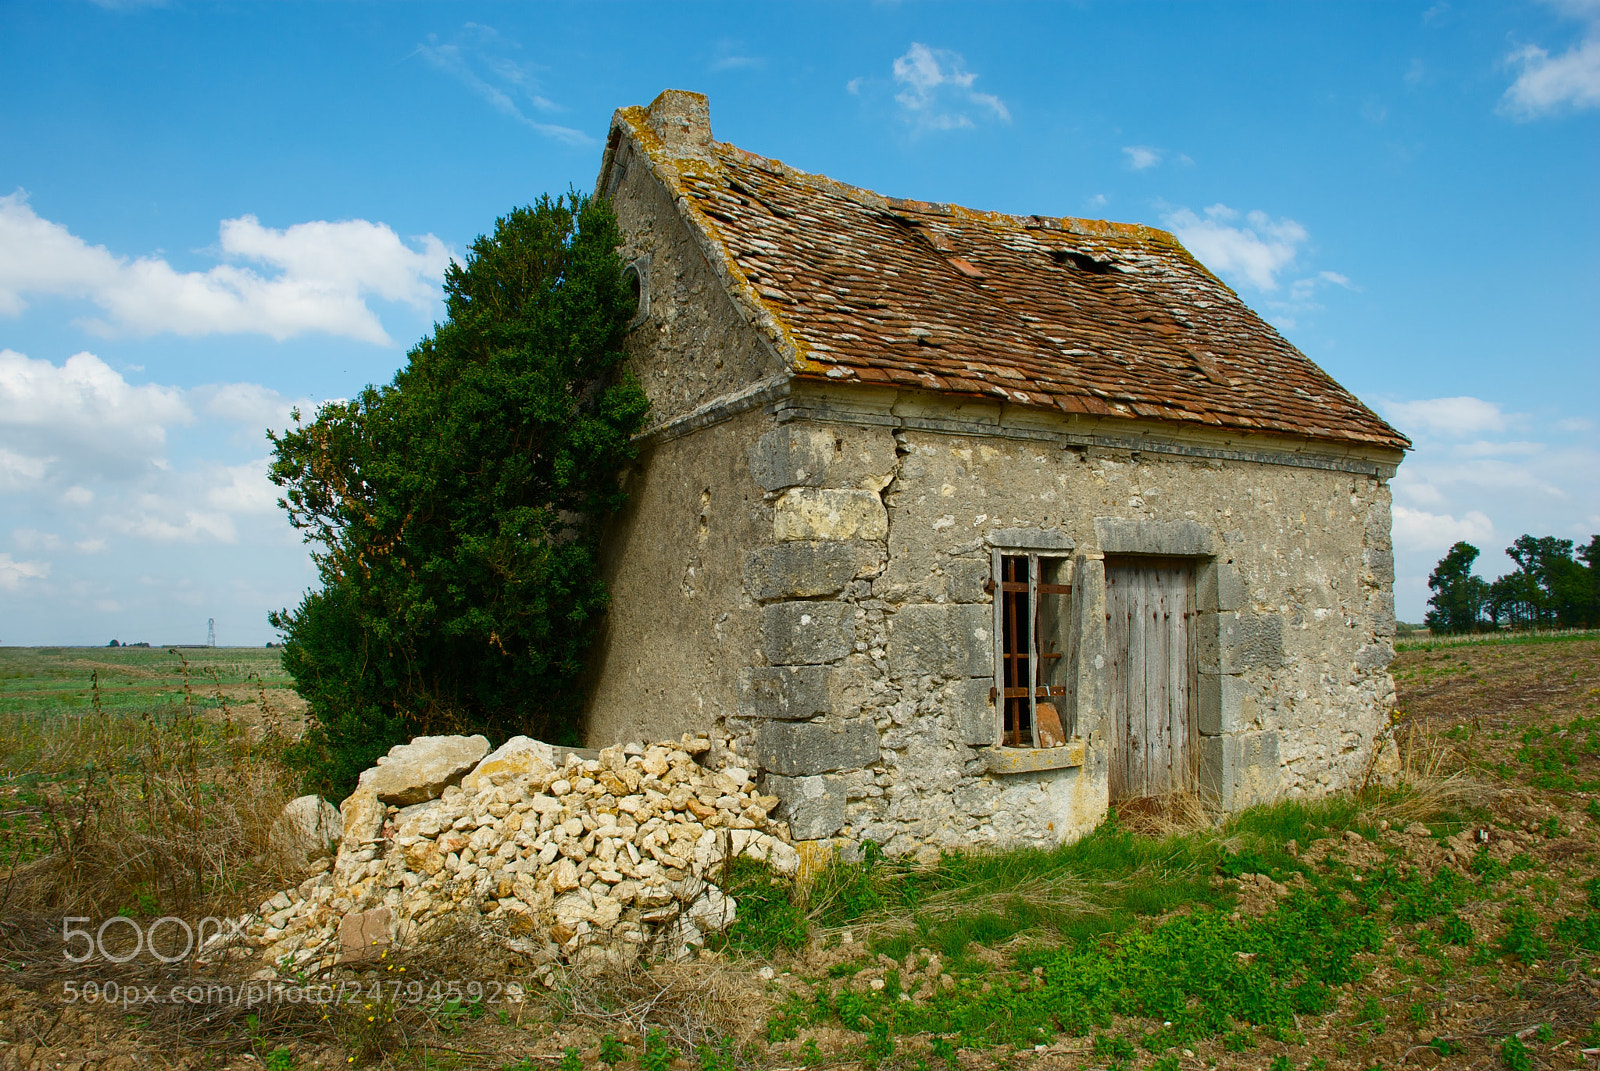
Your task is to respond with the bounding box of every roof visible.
[606,93,1409,454]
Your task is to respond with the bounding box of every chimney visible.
[646,90,713,160]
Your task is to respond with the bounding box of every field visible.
[0,637,1597,1071]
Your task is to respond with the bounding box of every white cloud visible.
[0,349,190,483]
[0,553,49,590]
[1086,194,1108,210]
[191,382,309,436]
[1383,392,1600,620]
[1123,146,1161,170]
[1392,506,1495,554]
[1500,11,1600,120]
[1162,204,1309,291]
[890,43,1010,130]
[416,24,591,145]
[205,458,280,516]
[0,192,451,344]
[1381,396,1508,438]
[12,529,61,551]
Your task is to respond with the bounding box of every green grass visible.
[1394,629,1600,653]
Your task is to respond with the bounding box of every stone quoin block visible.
[743,541,880,601]
[760,602,855,666]
[1198,730,1282,812]
[951,676,997,746]
[762,772,849,840]
[738,665,839,721]
[748,423,896,493]
[887,603,994,678]
[1354,642,1396,672]
[1196,611,1286,674]
[755,718,880,777]
[1196,560,1246,613]
[773,487,888,542]
[749,425,840,492]
[1197,672,1255,736]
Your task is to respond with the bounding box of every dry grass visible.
[543,960,771,1056]
[0,656,299,921]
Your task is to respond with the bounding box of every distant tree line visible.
[1425,535,1600,634]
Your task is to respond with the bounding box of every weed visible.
[1407,1001,1428,1026]
[1498,905,1548,962]
[696,1037,737,1071]
[598,1033,627,1066]
[1222,1028,1256,1051]
[558,1048,583,1071]
[928,1036,955,1066]
[1499,1034,1533,1071]
[1091,1033,1135,1059]
[720,857,809,953]
[1428,1036,1458,1055]
[264,1047,296,1071]
[1555,911,1600,949]
[1150,1057,1180,1071]
[640,1028,679,1071]
[1442,912,1474,945]
[1269,1056,1295,1071]
[801,1037,824,1066]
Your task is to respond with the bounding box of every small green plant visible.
[1222,1028,1256,1051]
[1535,1023,1555,1043]
[1499,1034,1533,1071]
[1499,905,1548,962]
[1442,912,1474,945]
[598,1034,627,1066]
[929,1036,956,1067]
[558,1048,583,1071]
[264,1048,296,1071]
[1428,1036,1458,1055]
[697,1037,737,1071]
[1092,1034,1135,1059]
[1150,1056,1180,1071]
[1269,1056,1296,1071]
[801,1037,824,1067]
[1355,995,1384,1025]
[1541,816,1561,837]
[641,1030,680,1071]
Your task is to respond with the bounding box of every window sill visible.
[982,740,1086,775]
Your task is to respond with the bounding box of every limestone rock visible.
[358,734,491,806]
[462,735,557,792]
[271,795,341,864]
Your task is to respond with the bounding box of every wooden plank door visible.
[1105,558,1197,799]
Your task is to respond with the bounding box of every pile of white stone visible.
[243,733,799,977]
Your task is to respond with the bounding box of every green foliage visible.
[1554,911,1600,950]
[1425,535,1600,634]
[1426,542,1491,634]
[557,1048,582,1071]
[720,857,810,952]
[269,194,649,792]
[1497,905,1548,962]
[1499,1034,1533,1071]
[1442,912,1474,945]
[640,1029,679,1071]
[263,1047,296,1071]
[598,1034,627,1066]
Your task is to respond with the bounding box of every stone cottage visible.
[580,90,1409,857]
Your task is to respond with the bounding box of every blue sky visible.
[1,0,1595,644]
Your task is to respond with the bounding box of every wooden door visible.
[1105,558,1197,799]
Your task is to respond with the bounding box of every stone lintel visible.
[1094,517,1214,557]
[986,527,1075,551]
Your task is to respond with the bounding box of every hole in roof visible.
[1050,249,1116,275]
